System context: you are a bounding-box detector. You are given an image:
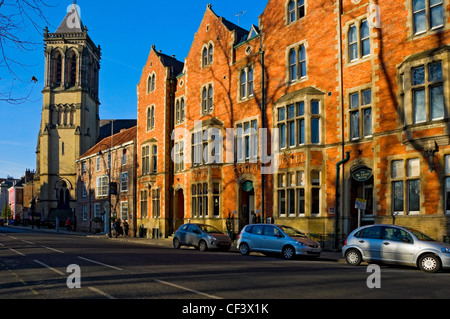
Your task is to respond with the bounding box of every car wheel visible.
[173,238,181,249]
[419,254,441,273]
[345,249,362,266]
[198,240,208,252]
[282,245,295,260]
[239,242,250,256]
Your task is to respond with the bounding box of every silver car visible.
[237,224,322,259]
[173,223,231,252]
[343,224,450,273]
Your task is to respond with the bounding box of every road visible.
[1,226,450,305]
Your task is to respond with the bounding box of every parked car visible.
[343,224,450,273]
[173,223,232,252]
[236,224,322,260]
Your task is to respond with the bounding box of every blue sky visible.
[0,0,267,179]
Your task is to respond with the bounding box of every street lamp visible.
[98,144,112,238]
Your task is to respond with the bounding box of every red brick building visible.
[136,0,450,246]
[76,127,137,235]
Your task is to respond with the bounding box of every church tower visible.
[35,3,101,221]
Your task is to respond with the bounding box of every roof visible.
[78,126,137,160]
[152,46,185,77]
[55,3,84,33]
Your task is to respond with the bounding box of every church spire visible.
[55,2,84,33]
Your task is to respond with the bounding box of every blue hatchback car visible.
[237,224,322,259]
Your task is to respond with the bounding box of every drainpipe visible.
[260,38,266,224]
[335,151,350,249]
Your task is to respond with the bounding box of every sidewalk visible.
[3,224,344,262]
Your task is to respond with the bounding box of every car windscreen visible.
[279,225,307,238]
[405,227,435,241]
[199,225,224,234]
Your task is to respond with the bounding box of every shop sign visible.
[352,168,373,182]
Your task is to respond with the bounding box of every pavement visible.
[2,224,345,262]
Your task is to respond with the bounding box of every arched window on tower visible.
[52,51,63,87]
[68,52,77,87]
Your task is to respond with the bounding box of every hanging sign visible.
[352,169,373,182]
[242,181,254,192]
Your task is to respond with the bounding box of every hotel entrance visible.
[239,180,256,231]
[349,167,374,232]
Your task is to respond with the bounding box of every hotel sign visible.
[352,168,373,182]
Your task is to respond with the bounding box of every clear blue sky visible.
[0,0,267,179]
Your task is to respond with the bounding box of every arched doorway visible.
[239,180,256,231]
[174,188,185,231]
[349,166,374,232]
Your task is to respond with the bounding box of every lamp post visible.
[98,144,112,238]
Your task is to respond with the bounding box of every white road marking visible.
[8,248,25,256]
[34,260,65,276]
[42,246,65,254]
[153,278,223,299]
[88,286,116,299]
[77,256,123,271]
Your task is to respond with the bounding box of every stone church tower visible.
[35,3,101,221]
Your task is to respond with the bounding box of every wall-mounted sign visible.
[242,181,254,192]
[352,168,373,182]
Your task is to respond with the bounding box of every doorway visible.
[349,174,374,232]
[174,189,185,231]
[239,180,255,231]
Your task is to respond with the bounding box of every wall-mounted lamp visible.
[426,141,439,172]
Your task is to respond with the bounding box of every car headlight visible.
[441,247,450,253]
[295,241,306,246]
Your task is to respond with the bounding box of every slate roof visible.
[154,48,185,78]
[78,126,137,160]
[55,3,84,33]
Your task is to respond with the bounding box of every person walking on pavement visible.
[122,220,129,237]
[65,218,72,231]
[113,218,123,238]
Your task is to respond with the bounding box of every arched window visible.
[288,0,295,23]
[202,87,208,113]
[208,85,214,112]
[175,100,180,124]
[208,44,214,64]
[180,98,185,122]
[289,49,297,81]
[203,47,208,67]
[248,67,254,96]
[299,45,306,78]
[68,53,77,87]
[348,24,358,61]
[202,44,214,67]
[240,69,247,99]
[148,74,156,93]
[147,106,155,130]
[52,51,63,87]
[288,0,305,24]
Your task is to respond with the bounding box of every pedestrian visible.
[65,218,72,231]
[122,220,129,237]
[113,219,120,237]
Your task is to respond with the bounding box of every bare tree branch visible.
[0,0,51,104]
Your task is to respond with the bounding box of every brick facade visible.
[75,127,137,235]
[135,0,450,244]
